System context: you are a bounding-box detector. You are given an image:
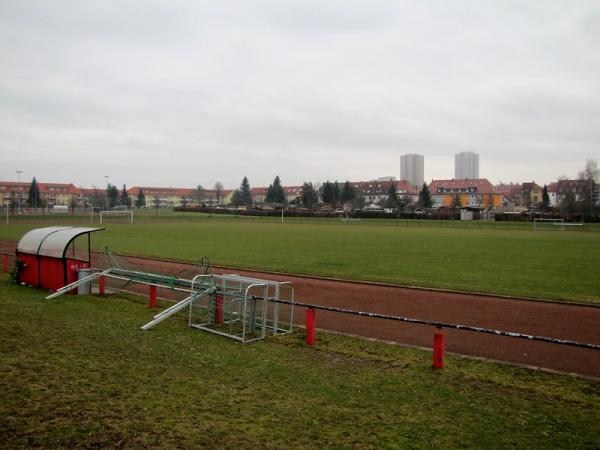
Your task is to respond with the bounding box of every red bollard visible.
[306,308,316,346]
[98,276,106,296]
[215,294,223,324]
[149,285,157,309]
[433,331,445,369]
[2,255,7,273]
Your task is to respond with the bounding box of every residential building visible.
[0,181,28,208]
[127,187,194,208]
[250,187,269,204]
[556,179,596,204]
[455,151,479,179]
[547,182,559,207]
[494,182,521,207]
[350,180,420,206]
[250,186,303,205]
[519,182,543,209]
[0,181,84,208]
[283,186,303,203]
[41,183,85,207]
[428,178,501,209]
[127,186,235,207]
[400,154,424,188]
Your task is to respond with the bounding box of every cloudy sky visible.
[1,0,598,189]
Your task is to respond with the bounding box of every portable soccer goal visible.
[533,218,570,231]
[188,273,295,343]
[99,210,134,224]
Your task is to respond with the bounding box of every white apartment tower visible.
[455,151,479,179]
[400,153,424,188]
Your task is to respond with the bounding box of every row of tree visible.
[13,159,598,214]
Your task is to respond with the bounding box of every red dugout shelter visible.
[16,227,104,292]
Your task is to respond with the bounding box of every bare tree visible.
[578,159,599,217]
[578,159,599,181]
[194,184,205,205]
[214,181,224,205]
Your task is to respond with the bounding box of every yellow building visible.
[429,179,502,209]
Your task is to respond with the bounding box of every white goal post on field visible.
[533,218,564,231]
[99,210,134,224]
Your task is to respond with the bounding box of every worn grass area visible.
[1,215,600,302]
[0,277,598,449]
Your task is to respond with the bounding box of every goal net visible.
[100,210,134,224]
[533,218,564,231]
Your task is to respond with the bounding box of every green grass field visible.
[1,214,600,303]
[0,276,598,449]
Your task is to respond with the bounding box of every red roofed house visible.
[0,181,84,208]
[428,179,502,209]
[249,186,303,205]
[349,180,420,206]
[250,187,269,204]
[127,187,195,208]
[127,186,235,207]
[0,181,29,208]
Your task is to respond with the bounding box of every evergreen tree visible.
[321,181,335,205]
[332,182,341,207]
[27,177,43,208]
[266,176,285,204]
[195,185,204,205]
[419,183,433,208]
[106,184,119,209]
[135,189,146,208]
[231,190,241,206]
[541,185,551,211]
[237,176,253,206]
[341,181,356,205]
[120,184,131,208]
[384,182,398,208]
[300,182,317,208]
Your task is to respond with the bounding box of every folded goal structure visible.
[188,274,294,343]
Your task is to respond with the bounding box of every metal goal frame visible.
[99,210,134,224]
[533,218,564,231]
[188,273,294,343]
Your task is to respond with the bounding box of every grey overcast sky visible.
[1,0,599,189]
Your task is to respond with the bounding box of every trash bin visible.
[77,268,92,295]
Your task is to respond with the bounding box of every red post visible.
[433,331,445,369]
[149,285,157,309]
[215,294,223,324]
[98,276,106,296]
[306,308,316,346]
[2,255,7,273]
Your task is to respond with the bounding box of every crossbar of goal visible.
[100,210,134,224]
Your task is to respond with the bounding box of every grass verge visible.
[0,276,598,449]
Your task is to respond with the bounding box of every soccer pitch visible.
[1,214,599,303]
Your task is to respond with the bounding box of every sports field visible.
[1,214,599,303]
[0,277,598,449]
